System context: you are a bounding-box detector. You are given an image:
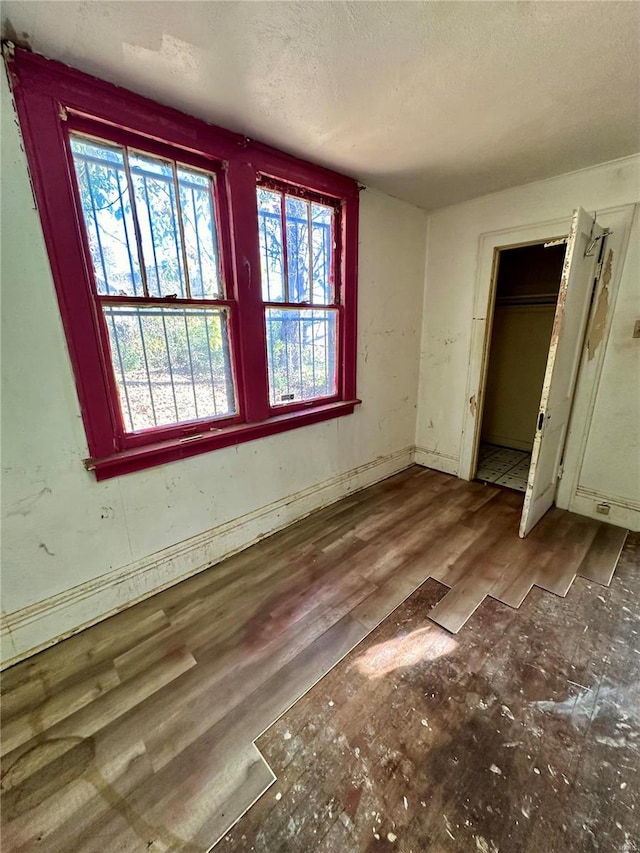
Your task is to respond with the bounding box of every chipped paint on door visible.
[520,208,604,538]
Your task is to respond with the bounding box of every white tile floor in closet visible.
[476,442,532,492]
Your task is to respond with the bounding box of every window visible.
[8,47,359,479]
[70,136,236,433]
[257,184,339,407]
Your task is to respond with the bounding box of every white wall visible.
[416,155,640,530]
[3,53,638,668]
[0,73,427,666]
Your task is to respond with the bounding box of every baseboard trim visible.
[1,446,414,669]
[482,434,533,453]
[414,446,459,476]
[571,485,640,532]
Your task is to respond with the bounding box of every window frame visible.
[7,47,360,480]
[66,119,244,445]
[256,176,344,415]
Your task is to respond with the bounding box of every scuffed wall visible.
[573,213,639,517]
[416,155,640,529]
[0,72,427,664]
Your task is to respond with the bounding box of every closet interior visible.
[476,241,566,491]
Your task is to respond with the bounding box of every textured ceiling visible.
[3,1,639,210]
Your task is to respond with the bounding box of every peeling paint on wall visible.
[2,65,429,659]
[122,34,204,83]
[587,249,613,361]
[469,395,477,417]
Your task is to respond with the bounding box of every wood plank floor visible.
[0,467,629,852]
[224,532,640,853]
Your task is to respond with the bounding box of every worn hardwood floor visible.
[0,467,629,852]
[224,533,640,853]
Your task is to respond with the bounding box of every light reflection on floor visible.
[355,624,457,678]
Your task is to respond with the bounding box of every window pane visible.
[311,203,333,303]
[257,188,336,306]
[257,188,285,302]
[71,138,224,300]
[177,167,223,298]
[128,152,187,298]
[265,307,337,406]
[105,305,236,432]
[70,137,143,296]
[285,195,310,303]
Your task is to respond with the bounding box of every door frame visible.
[555,204,637,518]
[459,215,569,482]
[459,204,637,511]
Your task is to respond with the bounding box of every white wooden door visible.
[519,208,605,537]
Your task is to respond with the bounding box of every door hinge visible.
[594,260,603,281]
[585,226,611,257]
[557,462,564,481]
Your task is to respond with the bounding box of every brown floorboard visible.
[224,533,640,853]
[0,466,630,851]
[577,524,628,586]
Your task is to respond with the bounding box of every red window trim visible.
[257,178,344,416]
[7,47,360,479]
[64,114,246,446]
[85,400,360,481]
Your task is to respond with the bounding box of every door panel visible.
[519,208,604,537]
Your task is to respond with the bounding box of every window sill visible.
[85,399,361,481]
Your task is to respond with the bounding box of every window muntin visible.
[257,188,285,302]
[257,184,339,408]
[265,307,338,406]
[70,134,236,435]
[70,137,224,300]
[105,304,235,432]
[71,137,143,297]
[309,202,333,304]
[176,167,223,299]
[257,188,335,305]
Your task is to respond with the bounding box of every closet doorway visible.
[476,242,565,492]
[463,207,608,537]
